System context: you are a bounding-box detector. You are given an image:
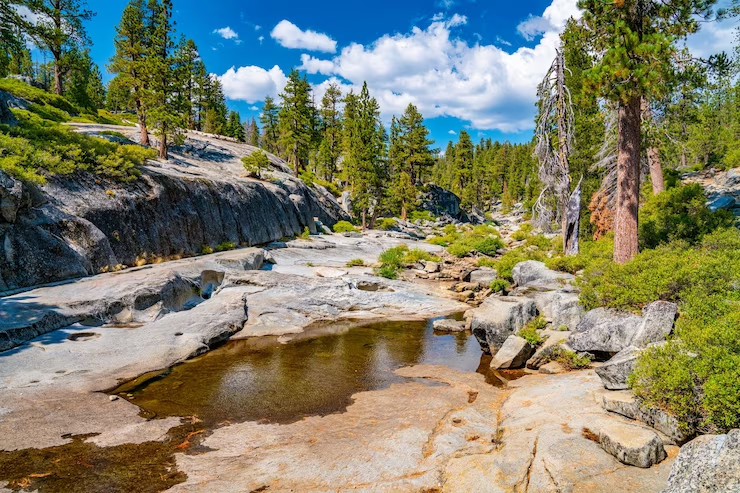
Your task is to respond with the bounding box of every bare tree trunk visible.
[53,60,63,95]
[361,210,367,231]
[648,146,665,195]
[614,96,641,264]
[401,204,407,222]
[556,53,571,250]
[641,98,664,195]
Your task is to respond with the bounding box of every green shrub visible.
[346,258,365,267]
[298,226,311,240]
[242,150,271,179]
[526,234,552,250]
[214,241,236,252]
[377,218,397,231]
[518,325,544,346]
[333,221,359,233]
[98,130,129,140]
[489,279,510,293]
[410,210,434,222]
[545,238,614,274]
[494,248,546,281]
[478,257,497,268]
[473,236,505,255]
[201,245,213,254]
[404,248,440,264]
[638,184,734,250]
[511,230,528,241]
[378,245,408,268]
[0,78,78,114]
[527,315,548,330]
[552,346,592,370]
[376,264,399,279]
[447,242,473,258]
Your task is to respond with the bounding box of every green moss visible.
[489,279,510,293]
[214,241,236,252]
[346,258,365,267]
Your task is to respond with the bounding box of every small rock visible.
[512,260,574,290]
[314,267,348,278]
[601,390,639,419]
[458,290,475,301]
[432,319,467,332]
[109,395,119,402]
[490,335,535,369]
[526,329,570,369]
[454,282,478,293]
[662,429,740,493]
[595,346,642,390]
[539,361,565,374]
[469,268,497,288]
[599,422,667,468]
[423,261,440,273]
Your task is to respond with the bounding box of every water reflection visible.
[117,318,507,426]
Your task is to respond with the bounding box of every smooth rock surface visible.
[631,301,678,348]
[552,291,584,330]
[662,429,740,493]
[490,335,534,369]
[471,296,538,354]
[526,329,571,369]
[432,319,467,332]
[469,268,497,288]
[599,422,667,468]
[512,260,574,290]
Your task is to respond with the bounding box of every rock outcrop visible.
[599,422,667,468]
[568,308,642,355]
[595,346,642,390]
[489,335,534,369]
[512,260,574,290]
[601,390,693,444]
[662,429,740,493]
[470,296,538,354]
[0,128,349,292]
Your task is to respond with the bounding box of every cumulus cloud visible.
[517,0,581,40]
[685,17,737,58]
[270,20,337,53]
[213,26,239,40]
[218,65,288,103]
[299,54,335,74]
[516,15,553,41]
[448,130,457,135]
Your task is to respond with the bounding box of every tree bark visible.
[159,128,168,160]
[614,96,641,264]
[134,99,150,146]
[641,98,664,195]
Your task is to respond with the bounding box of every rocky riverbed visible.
[0,232,689,492]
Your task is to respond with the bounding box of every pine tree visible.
[226,110,245,141]
[397,103,436,184]
[278,69,313,176]
[259,96,280,154]
[455,130,475,208]
[25,0,95,95]
[0,2,30,78]
[245,117,260,147]
[109,0,151,145]
[578,0,718,263]
[142,0,181,160]
[316,83,342,181]
[64,48,104,112]
[173,38,202,130]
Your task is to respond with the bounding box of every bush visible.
[447,242,473,258]
[581,229,740,433]
[410,210,434,222]
[478,257,497,268]
[494,248,546,281]
[489,279,510,293]
[242,150,270,179]
[638,184,733,250]
[552,346,592,370]
[201,245,213,254]
[333,221,359,233]
[378,245,408,269]
[376,264,399,279]
[298,226,311,240]
[376,218,397,231]
[526,234,552,250]
[473,236,505,255]
[214,241,236,252]
[528,315,548,330]
[0,77,78,115]
[346,258,365,267]
[404,248,440,264]
[518,326,544,346]
[545,237,614,274]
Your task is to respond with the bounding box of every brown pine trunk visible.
[159,129,168,160]
[361,210,367,231]
[401,204,407,222]
[53,61,63,95]
[648,146,665,195]
[614,96,641,264]
[135,99,150,146]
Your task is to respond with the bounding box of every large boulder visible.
[662,430,740,493]
[601,391,693,445]
[567,308,642,355]
[0,170,29,223]
[512,261,574,290]
[631,301,677,348]
[490,335,534,369]
[599,422,667,468]
[417,184,461,218]
[595,346,641,390]
[471,296,538,354]
[469,268,497,288]
[552,291,584,330]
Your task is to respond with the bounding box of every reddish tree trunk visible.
[614,96,641,264]
[648,146,665,195]
[159,130,168,160]
[135,99,150,146]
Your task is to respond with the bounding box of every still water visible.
[115,318,514,426]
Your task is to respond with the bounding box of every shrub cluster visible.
[374,245,441,279]
[333,220,359,233]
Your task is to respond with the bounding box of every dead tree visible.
[533,49,580,255]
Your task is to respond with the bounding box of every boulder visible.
[600,391,692,444]
[630,301,677,348]
[432,319,467,332]
[0,169,28,223]
[601,390,639,419]
[539,361,565,374]
[490,335,535,369]
[662,429,740,493]
[552,291,584,330]
[423,261,440,273]
[595,346,642,390]
[567,308,642,355]
[715,168,740,187]
[469,268,497,288]
[707,195,736,212]
[340,191,353,216]
[512,261,574,290]
[526,329,570,369]
[471,296,538,354]
[599,422,667,468]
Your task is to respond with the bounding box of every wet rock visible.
[526,329,570,369]
[471,296,538,354]
[432,319,467,332]
[662,429,740,493]
[599,422,667,468]
[595,346,642,390]
[512,260,574,290]
[568,308,642,355]
[468,268,497,288]
[490,335,534,369]
[631,301,677,348]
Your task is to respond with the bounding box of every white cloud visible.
[685,17,737,58]
[218,65,288,103]
[258,36,264,44]
[517,0,582,40]
[249,106,259,111]
[299,54,337,74]
[437,0,456,9]
[270,20,337,53]
[213,26,239,40]
[448,130,457,135]
[255,25,262,31]
[517,15,553,41]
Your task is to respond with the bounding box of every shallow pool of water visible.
[115,317,514,426]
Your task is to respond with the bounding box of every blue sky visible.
[79,0,737,147]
